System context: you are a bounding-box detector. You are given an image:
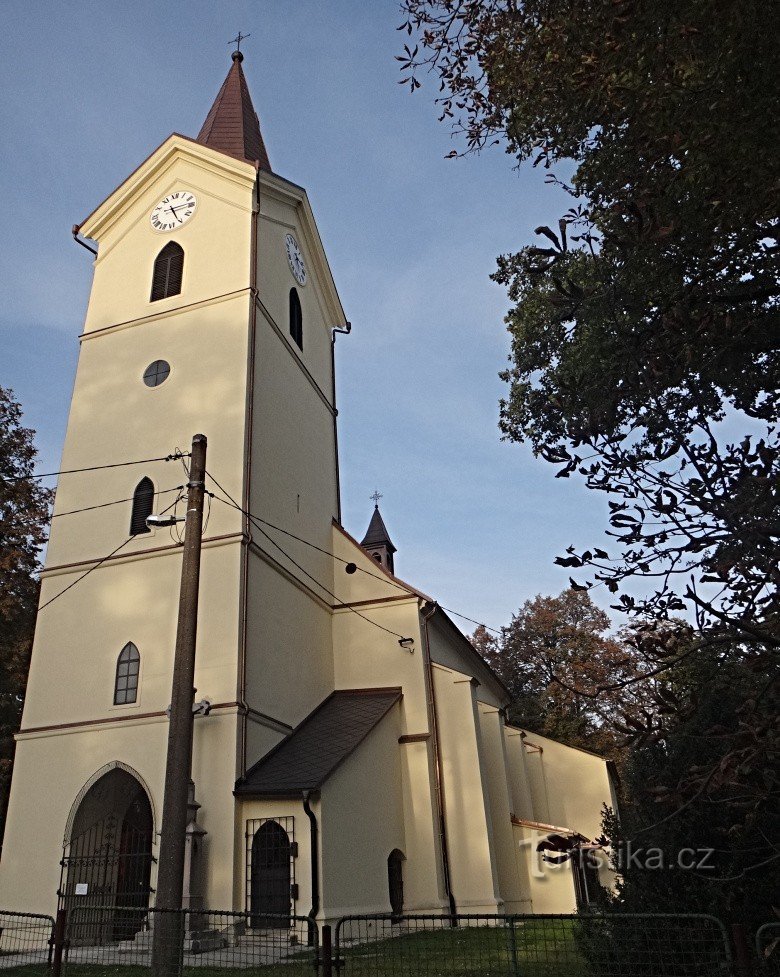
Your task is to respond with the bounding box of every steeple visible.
[197,51,272,171]
[361,504,397,574]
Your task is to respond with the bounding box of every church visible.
[0,51,615,924]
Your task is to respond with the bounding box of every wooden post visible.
[150,434,207,976]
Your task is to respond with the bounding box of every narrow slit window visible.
[114,642,140,705]
[130,477,154,535]
[150,242,184,301]
[289,288,303,350]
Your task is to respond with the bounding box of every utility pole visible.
[151,433,207,976]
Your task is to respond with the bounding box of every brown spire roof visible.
[196,52,271,171]
[361,505,396,554]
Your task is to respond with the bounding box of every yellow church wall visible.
[517,730,613,842]
[477,704,525,913]
[432,664,501,914]
[397,739,448,913]
[331,601,427,731]
[255,178,341,399]
[21,541,242,729]
[512,823,578,914]
[320,704,404,920]
[45,291,250,571]
[425,614,506,709]
[503,726,536,822]
[244,551,335,733]
[79,139,256,335]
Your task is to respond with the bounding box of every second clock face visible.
[285,233,307,285]
[150,191,198,232]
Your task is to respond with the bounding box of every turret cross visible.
[229,31,251,53]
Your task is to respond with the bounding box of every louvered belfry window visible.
[289,287,303,350]
[150,242,184,301]
[130,478,154,535]
[114,642,140,705]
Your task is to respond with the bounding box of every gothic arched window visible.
[114,642,140,705]
[289,287,303,350]
[130,478,154,535]
[150,242,184,301]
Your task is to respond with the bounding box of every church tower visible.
[0,51,348,915]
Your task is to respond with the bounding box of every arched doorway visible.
[388,849,405,920]
[250,821,291,928]
[62,768,153,942]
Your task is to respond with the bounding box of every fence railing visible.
[335,912,734,976]
[0,911,55,972]
[59,905,317,974]
[0,906,775,975]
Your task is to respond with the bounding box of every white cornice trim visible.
[79,134,257,240]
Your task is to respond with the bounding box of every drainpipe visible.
[302,790,319,943]
[71,225,97,256]
[420,601,457,917]
[330,323,351,524]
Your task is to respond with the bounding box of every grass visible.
[0,921,590,977]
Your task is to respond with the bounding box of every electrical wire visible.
[3,451,190,482]
[51,485,184,519]
[37,493,184,612]
[204,472,408,642]
[205,469,502,638]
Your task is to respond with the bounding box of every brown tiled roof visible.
[197,52,271,171]
[235,689,402,796]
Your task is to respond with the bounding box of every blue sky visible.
[0,1,613,633]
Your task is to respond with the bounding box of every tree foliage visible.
[600,645,779,927]
[474,589,648,755]
[401,0,779,845]
[399,0,779,643]
[0,387,51,837]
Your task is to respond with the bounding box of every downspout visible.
[420,600,457,917]
[302,790,319,942]
[237,163,261,775]
[330,323,351,524]
[72,225,97,256]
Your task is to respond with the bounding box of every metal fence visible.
[0,907,774,975]
[334,912,734,976]
[0,911,55,973]
[756,923,780,976]
[59,906,317,974]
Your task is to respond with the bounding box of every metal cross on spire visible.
[229,31,251,54]
[370,490,383,507]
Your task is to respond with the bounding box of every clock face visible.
[285,233,307,286]
[150,191,197,232]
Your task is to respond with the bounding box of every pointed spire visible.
[197,52,272,171]
[361,504,397,574]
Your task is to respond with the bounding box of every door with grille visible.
[250,821,291,928]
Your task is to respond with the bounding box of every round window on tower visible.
[142,360,171,388]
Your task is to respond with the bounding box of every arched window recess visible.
[130,478,154,535]
[289,287,303,350]
[150,242,184,302]
[114,642,140,705]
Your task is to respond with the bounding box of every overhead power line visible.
[3,452,190,482]
[51,485,184,519]
[204,472,409,642]
[38,494,184,612]
[205,469,502,638]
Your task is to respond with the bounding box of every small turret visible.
[361,499,397,574]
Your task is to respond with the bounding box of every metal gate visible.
[59,812,154,944]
